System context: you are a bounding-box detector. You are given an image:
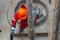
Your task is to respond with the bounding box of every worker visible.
[11,4,37,33]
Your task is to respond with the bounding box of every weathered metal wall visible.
[0,0,51,40]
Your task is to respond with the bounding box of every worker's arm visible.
[11,12,19,27]
[10,12,19,34]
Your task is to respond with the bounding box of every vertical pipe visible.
[26,0,35,40]
[55,0,60,40]
[49,0,59,40]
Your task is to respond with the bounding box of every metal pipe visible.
[26,0,35,40]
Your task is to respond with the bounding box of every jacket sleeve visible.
[11,13,19,27]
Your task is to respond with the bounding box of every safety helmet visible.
[20,4,27,9]
[17,4,28,20]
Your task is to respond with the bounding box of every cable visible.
[7,0,13,26]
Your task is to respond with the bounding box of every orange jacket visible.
[11,4,28,29]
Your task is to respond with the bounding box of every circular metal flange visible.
[14,0,48,26]
[7,0,49,26]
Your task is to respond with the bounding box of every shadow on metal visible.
[14,33,48,37]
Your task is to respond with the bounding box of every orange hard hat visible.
[17,7,27,20]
